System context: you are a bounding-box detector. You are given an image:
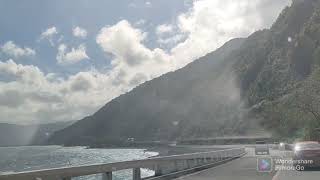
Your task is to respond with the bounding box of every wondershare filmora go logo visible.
[257,157,273,172]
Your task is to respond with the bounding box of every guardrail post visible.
[218,152,222,161]
[154,164,162,176]
[184,159,190,169]
[195,158,199,166]
[201,158,205,164]
[133,168,141,180]
[203,157,208,164]
[186,159,191,169]
[196,158,201,166]
[192,159,196,167]
[193,159,197,167]
[176,160,185,171]
[102,172,112,180]
[174,160,179,172]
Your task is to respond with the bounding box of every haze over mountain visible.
[49,0,320,145]
[0,121,74,146]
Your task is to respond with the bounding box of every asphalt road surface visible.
[273,163,320,180]
[174,146,320,180]
[274,170,320,180]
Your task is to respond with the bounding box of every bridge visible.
[1,146,320,180]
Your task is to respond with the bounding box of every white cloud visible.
[170,0,291,67]
[41,26,58,38]
[73,26,88,38]
[145,1,151,7]
[96,20,174,87]
[156,24,174,35]
[157,34,186,46]
[0,59,46,89]
[0,59,120,124]
[40,26,58,46]
[97,20,149,66]
[56,44,89,65]
[135,19,146,26]
[1,41,36,58]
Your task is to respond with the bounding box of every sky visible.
[0,0,291,124]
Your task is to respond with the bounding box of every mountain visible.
[49,0,320,146]
[0,121,75,147]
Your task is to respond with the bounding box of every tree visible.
[294,71,320,122]
[292,68,320,140]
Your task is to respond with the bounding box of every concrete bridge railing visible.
[0,148,246,180]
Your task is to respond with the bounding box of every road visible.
[173,146,320,180]
[273,162,320,180]
[274,169,320,180]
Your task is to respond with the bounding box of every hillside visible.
[49,0,320,146]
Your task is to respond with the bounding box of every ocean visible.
[0,146,158,180]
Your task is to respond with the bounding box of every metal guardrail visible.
[0,148,245,180]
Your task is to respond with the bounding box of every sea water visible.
[0,146,158,180]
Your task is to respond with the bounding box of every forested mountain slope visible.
[49,0,320,145]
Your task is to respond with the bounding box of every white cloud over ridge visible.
[170,0,291,66]
[56,44,89,65]
[97,0,291,84]
[73,26,88,38]
[0,0,291,124]
[1,41,36,58]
